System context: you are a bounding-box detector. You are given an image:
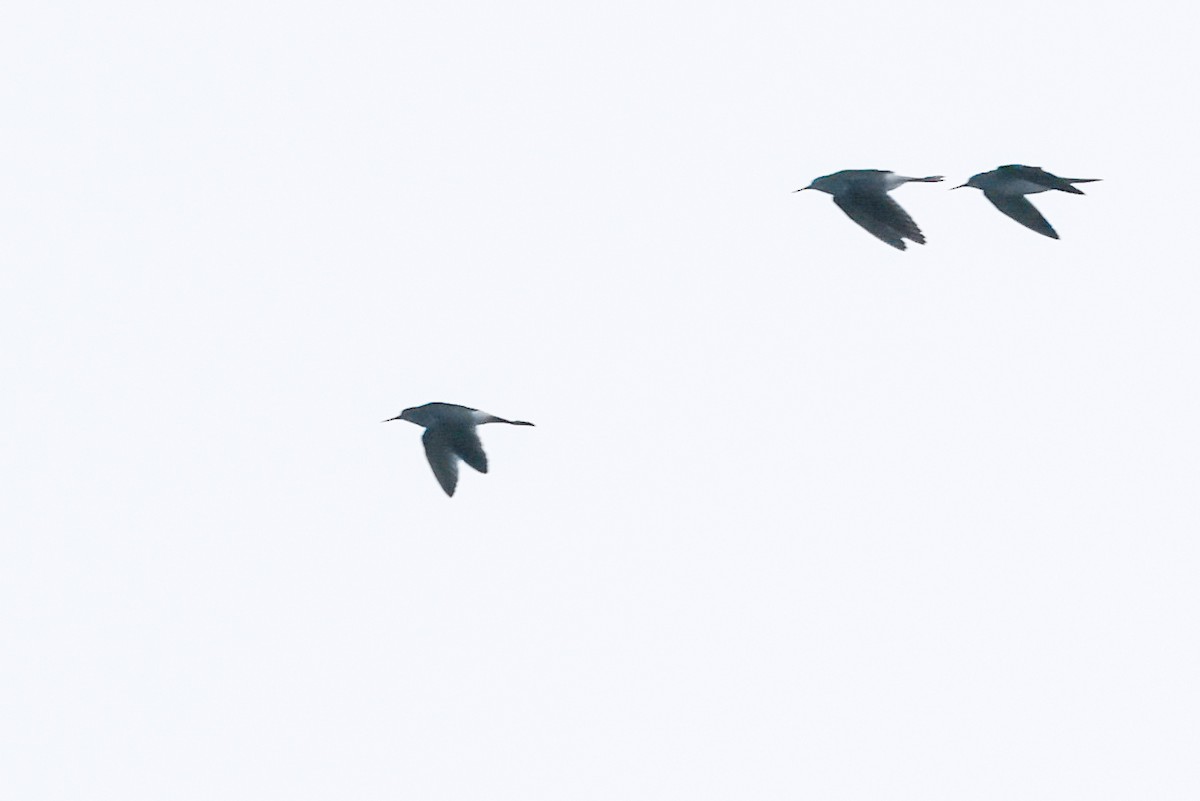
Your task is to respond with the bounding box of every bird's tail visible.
[1051,175,1099,191]
[482,415,535,426]
[1062,177,1101,194]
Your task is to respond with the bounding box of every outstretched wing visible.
[984,191,1058,239]
[422,428,460,496]
[833,192,925,250]
[421,426,489,497]
[448,426,488,475]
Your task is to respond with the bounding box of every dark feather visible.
[984,192,1058,238]
[422,429,460,496]
[833,192,924,250]
[449,427,488,474]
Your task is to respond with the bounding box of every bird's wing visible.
[448,426,488,474]
[984,191,1059,238]
[422,428,460,496]
[833,192,924,250]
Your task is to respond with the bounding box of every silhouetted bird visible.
[796,169,944,250]
[384,402,534,497]
[953,165,1100,239]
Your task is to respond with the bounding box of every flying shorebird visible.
[795,169,944,250]
[384,402,534,497]
[953,165,1100,239]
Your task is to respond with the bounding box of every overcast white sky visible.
[3,1,1198,799]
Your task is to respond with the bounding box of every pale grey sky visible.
[2,1,1198,799]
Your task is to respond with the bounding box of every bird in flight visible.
[384,402,534,496]
[953,165,1100,239]
[796,169,944,250]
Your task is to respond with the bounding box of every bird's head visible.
[952,173,985,190]
[794,175,833,195]
[383,407,420,425]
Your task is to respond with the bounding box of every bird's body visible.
[955,165,1100,239]
[796,169,944,250]
[384,402,533,497]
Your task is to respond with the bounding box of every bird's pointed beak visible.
[951,183,968,190]
[794,186,811,192]
[382,415,403,423]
